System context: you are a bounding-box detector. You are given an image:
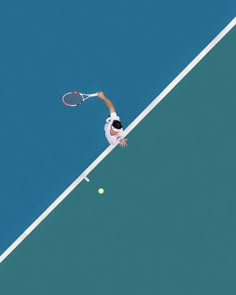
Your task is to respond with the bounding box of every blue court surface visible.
[0,0,235,264]
[0,22,235,295]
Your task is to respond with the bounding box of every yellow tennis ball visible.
[98,188,104,194]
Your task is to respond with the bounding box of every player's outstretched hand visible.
[97,91,105,99]
[119,138,128,148]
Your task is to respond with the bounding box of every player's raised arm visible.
[97,91,115,114]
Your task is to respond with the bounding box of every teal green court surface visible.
[0,27,235,295]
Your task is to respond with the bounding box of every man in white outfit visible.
[97,91,128,147]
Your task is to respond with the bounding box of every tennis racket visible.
[62,91,97,107]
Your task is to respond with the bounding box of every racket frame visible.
[62,91,97,107]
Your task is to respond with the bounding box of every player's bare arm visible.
[98,91,128,148]
[97,91,115,114]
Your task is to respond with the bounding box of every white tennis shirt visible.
[104,112,124,145]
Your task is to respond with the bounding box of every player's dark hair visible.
[112,120,122,129]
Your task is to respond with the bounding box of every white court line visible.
[0,17,235,264]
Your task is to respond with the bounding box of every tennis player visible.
[97,91,128,147]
